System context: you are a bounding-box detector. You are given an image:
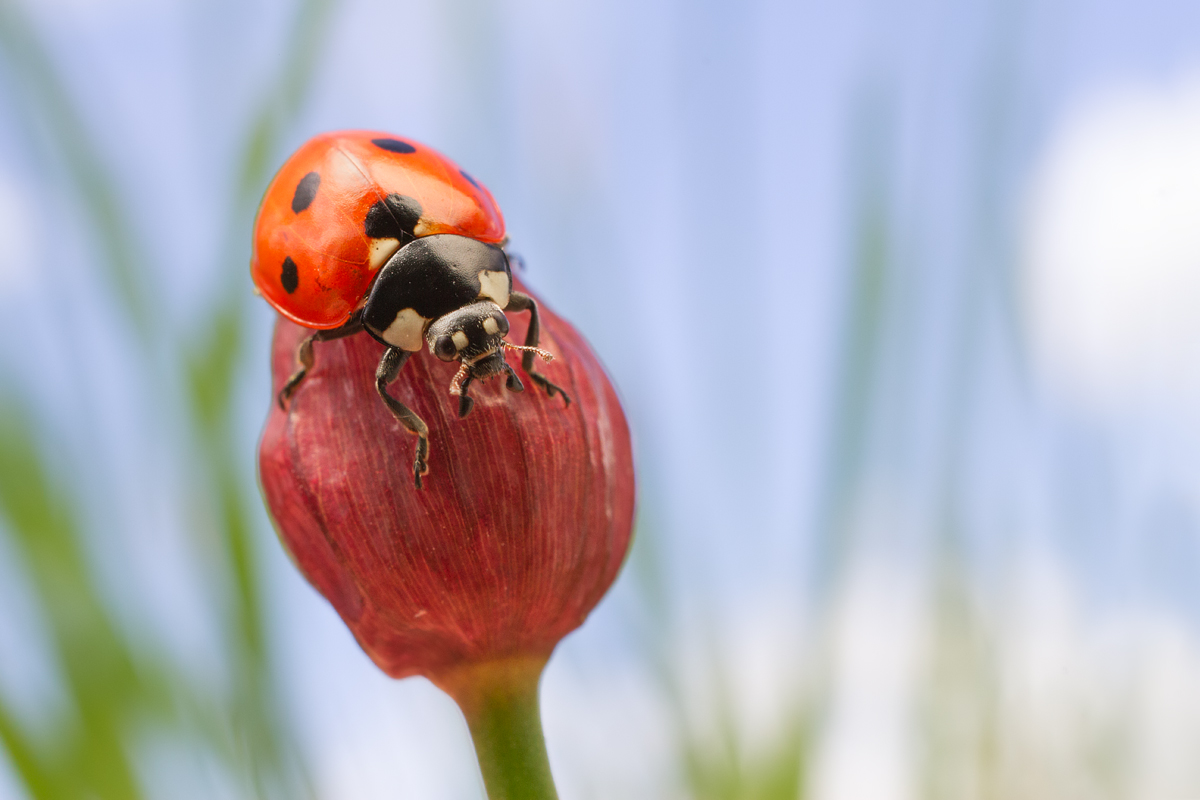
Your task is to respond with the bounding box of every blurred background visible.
[2,0,1200,797]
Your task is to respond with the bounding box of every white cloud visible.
[1022,71,1200,418]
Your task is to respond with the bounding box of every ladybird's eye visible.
[495,314,509,335]
[434,336,457,361]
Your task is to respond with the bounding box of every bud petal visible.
[258,287,635,682]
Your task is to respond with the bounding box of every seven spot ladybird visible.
[251,130,569,488]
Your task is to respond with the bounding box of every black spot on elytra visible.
[281,257,299,293]
[460,169,480,188]
[292,171,320,213]
[365,193,422,241]
[371,138,417,154]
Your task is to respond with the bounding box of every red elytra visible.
[258,283,636,680]
[251,130,505,330]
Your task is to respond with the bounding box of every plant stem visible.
[435,655,559,800]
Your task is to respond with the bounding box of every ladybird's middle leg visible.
[506,291,570,405]
[375,347,430,488]
[279,317,364,408]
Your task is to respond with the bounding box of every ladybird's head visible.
[426,301,511,382]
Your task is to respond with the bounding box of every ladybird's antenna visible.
[447,343,553,396]
[449,348,492,395]
[501,340,554,363]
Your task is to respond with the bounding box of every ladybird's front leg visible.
[503,361,525,393]
[375,346,431,488]
[279,317,364,409]
[506,291,570,405]
[457,374,475,418]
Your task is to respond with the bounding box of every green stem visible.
[435,656,559,800]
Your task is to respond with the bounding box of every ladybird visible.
[251,131,569,488]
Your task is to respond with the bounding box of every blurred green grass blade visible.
[0,399,146,800]
[687,630,743,799]
[184,297,267,666]
[968,0,1032,386]
[0,699,60,800]
[631,522,809,800]
[676,648,809,800]
[182,0,339,792]
[186,302,245,439]
[182,303,300,797]
[218,468,266,662]
[683,707,806,800]
[236,0,336,205]
[745,716,807,800]
[809,93,895,603]
[1,0,331,794]
[918,542,1002,800]
[240,114,279,205]
[628,521,716,796]
[0,0,153,340]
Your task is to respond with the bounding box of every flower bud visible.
[258,286,635,684]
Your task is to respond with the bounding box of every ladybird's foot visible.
[455,373,476,418]
[530,372,570,406]
[279,368,308,409]
[413,436,429,489]
[412,460,429,489]
[504,363,525,393]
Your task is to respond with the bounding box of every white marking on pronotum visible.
[483,317,500,335]
[382,307,428,351]
[478,270,510,307]
[368,237,401,271]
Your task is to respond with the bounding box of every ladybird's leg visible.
[506,291,570,405]
[375,347,430,488]
[457,374,475,418]
[503,361,525,393]
[279,317,364,408]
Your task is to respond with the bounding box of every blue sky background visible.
[2,0,1200,797]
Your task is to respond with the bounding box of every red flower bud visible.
[257,284,635,685]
